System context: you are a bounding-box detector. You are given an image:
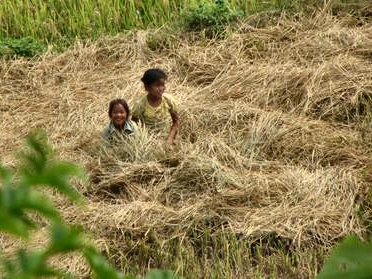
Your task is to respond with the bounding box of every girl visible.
[102,98,136,144]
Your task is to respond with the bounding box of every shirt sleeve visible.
[126,120,138,134]
[132,121,139,133]
[101,125,111,142]
[131,97,144,120]
[165,95,178,115]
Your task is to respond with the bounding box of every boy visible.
[102,98,136,144]
[132,68,179,146]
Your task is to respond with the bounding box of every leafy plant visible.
[0,131,178,279]
[182,0,243,36]
[317,236,372,279]
[0,37,45,57]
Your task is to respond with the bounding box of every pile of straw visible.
[1,10,371,277]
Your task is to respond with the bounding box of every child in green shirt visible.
[132,68,179,146]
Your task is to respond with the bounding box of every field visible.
[1,2,372,278]
[0,0,341,42]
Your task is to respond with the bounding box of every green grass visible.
[0,0,364,46]
[108,228,327,278]
[0,0,189,43]
[0,0,367,59]
[0,37,45,57]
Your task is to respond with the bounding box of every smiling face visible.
[145,79,166,100]
[110,103,127,129]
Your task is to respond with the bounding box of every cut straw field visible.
[1,9,372,279]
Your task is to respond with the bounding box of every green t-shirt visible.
[131,94,177,132]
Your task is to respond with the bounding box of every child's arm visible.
[167,111,179,145]
[131,99,141,123]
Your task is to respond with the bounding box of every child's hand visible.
[166,138,173,146]
[166,138,174,150]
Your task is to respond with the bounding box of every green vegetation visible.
[0,132,177,279]
[0,0,365,47]
[183,0,243,35]
[318,236,372,279]
[0,0,368,58]
[0,37,45,58]
[0,0,188,44]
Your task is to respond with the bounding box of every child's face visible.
[110,103,127,128]
[146,79,166,99]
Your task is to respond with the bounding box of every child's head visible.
[108,99,130,128]
[141,68,167,99]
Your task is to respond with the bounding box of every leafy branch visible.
[0,131,177,279]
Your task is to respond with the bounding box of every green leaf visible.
[18,187,61,222]
[84,247,125,279]
[48,223,85,255]
[16,249,58,276]
[0,184,59,237]
[1,183,14,210]
[2,257,16,274]
[0,37,45,57]
[317,236,372,279]
[24,161,84,204]
[19,132,51,174]
[0,211,29,237]
[18,249,45,273]
[0,164,12,187]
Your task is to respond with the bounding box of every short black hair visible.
[108,98,130,117]
[141,68,167,86]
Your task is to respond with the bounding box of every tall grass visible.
[0,0,361,44]
[0,0,189,43]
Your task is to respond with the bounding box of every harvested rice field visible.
[1,8,372,279]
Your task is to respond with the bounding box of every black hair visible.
[108,99,130,117]
[141,68,167,86]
